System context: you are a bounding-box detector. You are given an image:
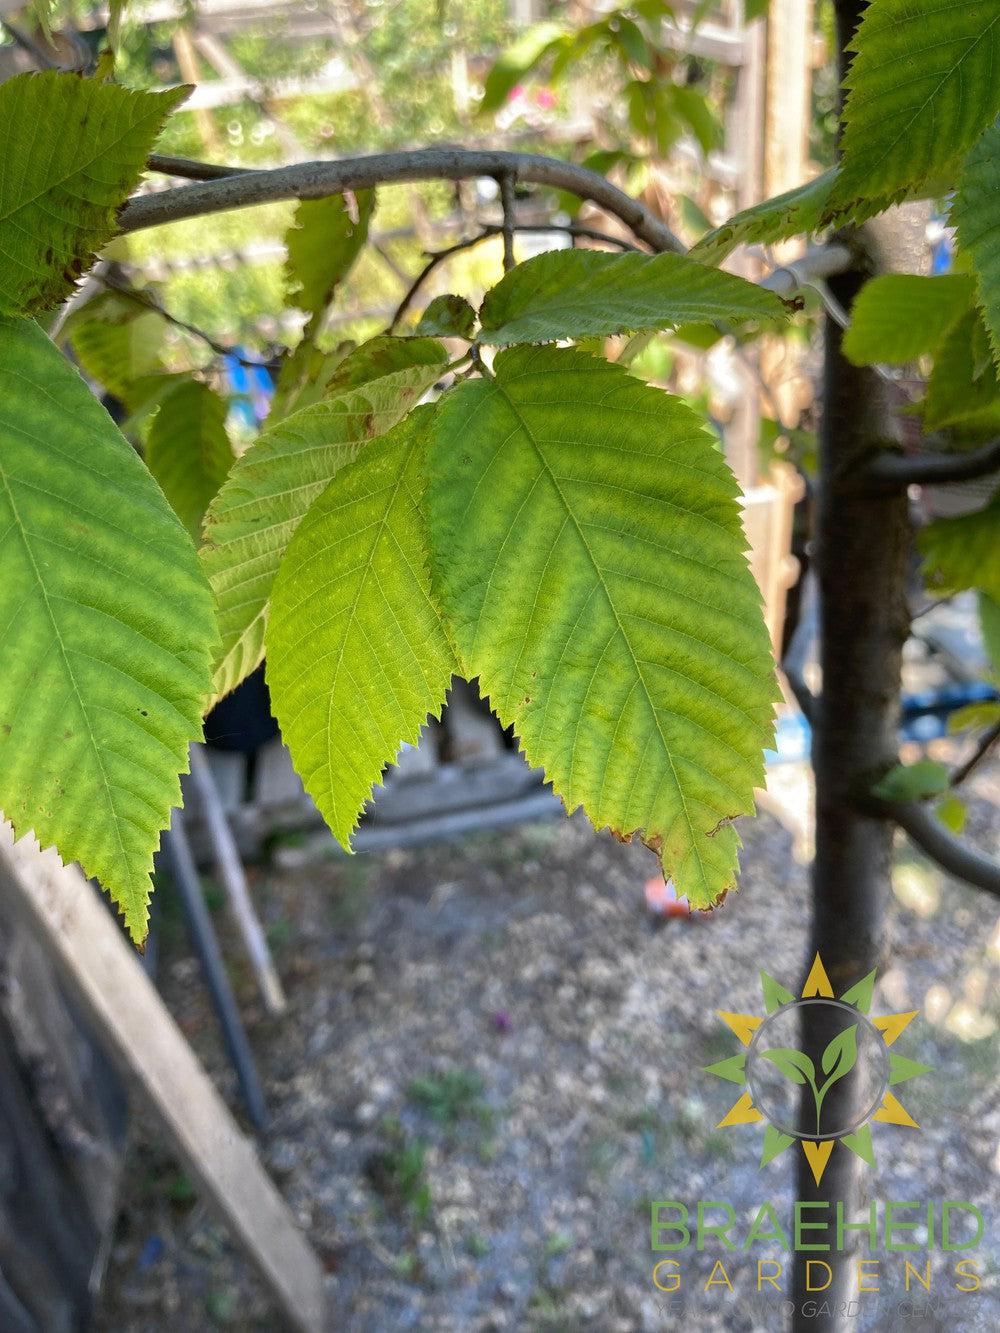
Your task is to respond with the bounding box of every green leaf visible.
[65,292,169,406]
[425,346,777,906]
[0,318,215,943]
[690,169,838,265]
[979,591,1000,675]
[760,1048,815,1086]
[267,407,456,846]
[948,699,1000,732]
[839,970,876,1014]
[270,338,354,421]
[202,336,447,698]
[477,250,787,346]
[935,793,967,833]
[321,335,446,397]
[820,1025,858,1084]
[843,275,975,366]
[873,759,951,802]
[145,381,234,541]
[479,22,568,115]
[0,72,187,316]
[922,311,1000,432]
[284,190,375,319]
[672,86,722,157]
[828,0,1000,216]
[414,295,477,340]
[951,117,1000,366]
[888,1053,934,1085]
[919,491,1000,602]
[841,1123,875,1165]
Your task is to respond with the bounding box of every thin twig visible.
[98,272,272,367]
[864,795,1000,898]
[0,17,58,67]
[867,437,1000,487]
[119,147,686,253]
[781,569,819,722]
[950,720,1000,789]
[759,245,853,299]
[388,223,639,332]
[909,594,954,620]
[147,154,251,181]
[389,232,491,333]
[498,172,517,272]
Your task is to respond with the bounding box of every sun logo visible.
[705,955,932,1186]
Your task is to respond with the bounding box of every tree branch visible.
[388,222,640,331]
[950,719,1000,788]
[759,244,853,298]
[867,436,1000,487]
[120,148,685,253]
[864,795,1000,898]
[498,171,517,272]
[781,568,819,722]
[148,153,251,181]
[0,18,58,69]
[98,270,272,367]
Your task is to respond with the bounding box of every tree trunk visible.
[790,2,914,1328]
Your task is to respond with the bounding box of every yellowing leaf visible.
[425,346,777,907]
[267,407,456,845]
[285,190,375,318]
[202,336,447,698]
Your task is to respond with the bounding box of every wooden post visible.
[172,27,222,157]
[188,745,287,1016]
[764,0,815,200]
[0,826,325,1333]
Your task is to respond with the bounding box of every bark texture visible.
[790,1,916,1326]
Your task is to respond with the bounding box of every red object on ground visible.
[644,875,691,918]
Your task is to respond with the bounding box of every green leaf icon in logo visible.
[821,1024,858,1085]
[760,1048,816,1086]
[762,1027,859,1135]
[706,957,931,1184]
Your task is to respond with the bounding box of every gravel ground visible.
[96,759,1000,1332]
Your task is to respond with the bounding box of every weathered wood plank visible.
[0,825,325,1333]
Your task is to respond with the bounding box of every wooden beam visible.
[764,0,815,199]
[0,826,325,1333]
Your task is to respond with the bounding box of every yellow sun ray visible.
[802,1139,834,1186]
[801,953,834,998]
[717,1091,764,1127]
[872,1010,917,1046]
[872,1091,919,1128]
[716,1011,763,1045]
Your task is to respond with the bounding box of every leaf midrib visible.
[0,458,131,886]
[490,376,712,890]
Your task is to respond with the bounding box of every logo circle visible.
[745,998,890,1140]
